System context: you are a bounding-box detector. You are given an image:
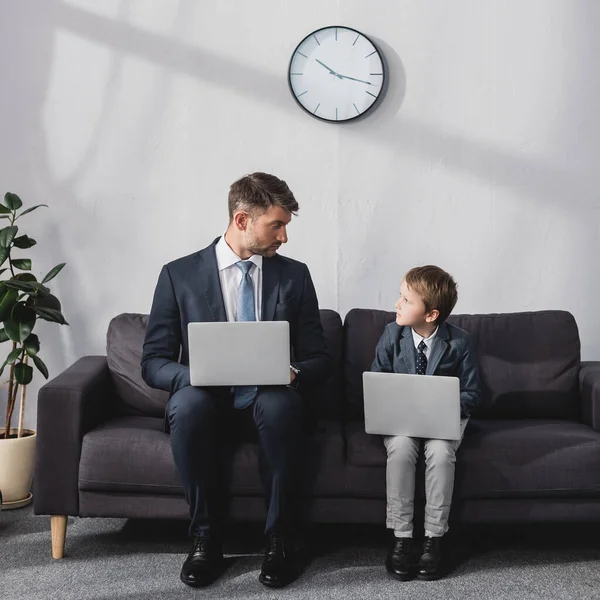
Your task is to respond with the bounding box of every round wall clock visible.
[288,26,386,123]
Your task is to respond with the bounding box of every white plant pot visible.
[0,428,36,508]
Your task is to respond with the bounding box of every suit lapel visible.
[400,327,417,374]
[426,323,450,375]
[194,240,227,322]
[261,257,280,322]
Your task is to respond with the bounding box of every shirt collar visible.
[412,326,439,349]
[215,234,263,272]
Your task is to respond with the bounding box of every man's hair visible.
[228,172,299,220]
[404,265,458,324]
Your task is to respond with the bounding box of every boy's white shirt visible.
[411,326,439,359]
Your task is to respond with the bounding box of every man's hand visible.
[290,369,296,384]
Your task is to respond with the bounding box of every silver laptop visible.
[188,321,290,386]
[363,372,461,440]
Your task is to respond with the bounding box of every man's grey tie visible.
[233,260,258,409]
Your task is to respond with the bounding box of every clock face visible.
[288,26,385,122]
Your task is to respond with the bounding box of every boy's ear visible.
[425,309,440,324]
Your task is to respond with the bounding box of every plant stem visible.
[17,355,28,438]
[4,342,17,439]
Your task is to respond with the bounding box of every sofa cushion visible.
[343,309,581,420]
[107,310,343,419]
[79,417,347,497]
[343,420,600,499]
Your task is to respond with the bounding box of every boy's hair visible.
[404,265,458,324]
[228,172,299,220]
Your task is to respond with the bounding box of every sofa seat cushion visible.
[344,419,600,499]
[79,417,346,497]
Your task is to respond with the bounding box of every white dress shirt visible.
[411,326,439,360]
[214,235,262,322]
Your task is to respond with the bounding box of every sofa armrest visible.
[580,361,600,431]
[34,356,116,516]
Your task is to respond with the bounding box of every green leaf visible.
[12,235,36,249]
[0,286,18,321]
[4,193,22,210]
[0,204,11,214]
[4,303,36,342]
[16,204,47,219]
[31,354,48,379]
[15,273,36,282]
[23,333,39,356]
[11,258,31,271]
[41,263,66,284]
[0,226,18,248]
[14,361,33,385]
[2,280,49,296]
[5,347,22,365]
[0,328,9,343]
[34,293,60,311]
[33,306,68,325]
[0,247,8,268]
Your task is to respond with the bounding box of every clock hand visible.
[315,58,340,76]
[337,74,372,85]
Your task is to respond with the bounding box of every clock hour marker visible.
[353,34,360,46]
[314,103,320,114]
[313,34,320,45]
[370,73,383,76]
[336,108,338,120]
[365,50,377,58]
[335,28,338,41]
[290,73,303,76]
[297,90,308,97]
[297,51,308,58]
[366,90,377,98]
[353,103,360,114]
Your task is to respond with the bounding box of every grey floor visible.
[2,506,600,600]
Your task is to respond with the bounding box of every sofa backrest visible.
[106,310,344,420]
[343,309,581,420]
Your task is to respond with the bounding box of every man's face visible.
[244,205,292,257]
[394,279,429,327]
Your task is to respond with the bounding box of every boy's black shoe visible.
[417,535,444,580]
[180,534,224,587]
[259,530,297,588]
[386,537,414,581]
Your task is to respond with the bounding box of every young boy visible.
[371,265,482,581]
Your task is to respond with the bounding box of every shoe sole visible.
[416,571,442,581]
[259,574,294,589]
[180,573,218,588]
[386,565,414,582]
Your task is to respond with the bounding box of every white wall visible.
[1,0,599,428]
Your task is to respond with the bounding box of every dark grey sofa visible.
[34,309,600,558]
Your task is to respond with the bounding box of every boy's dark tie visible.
[416,340,428,375]
[233,260,258,409]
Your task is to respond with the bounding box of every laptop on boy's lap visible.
[188,321,290,387]
[363,372,461,440]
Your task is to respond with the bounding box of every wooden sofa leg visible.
[51,515,67,559]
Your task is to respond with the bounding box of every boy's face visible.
[394,279,439,328]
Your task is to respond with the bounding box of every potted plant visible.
[0,192,68,509]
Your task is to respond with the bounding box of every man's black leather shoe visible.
[259,530,297,588]
[417,536,443,580]
[180,535,223,587]
[385,537,414,581]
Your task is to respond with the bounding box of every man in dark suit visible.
[141,173,330,589]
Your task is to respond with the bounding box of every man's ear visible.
[425,309,440,324]
[233,211,248,232]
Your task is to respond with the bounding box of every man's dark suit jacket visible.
[141,238,330,403]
